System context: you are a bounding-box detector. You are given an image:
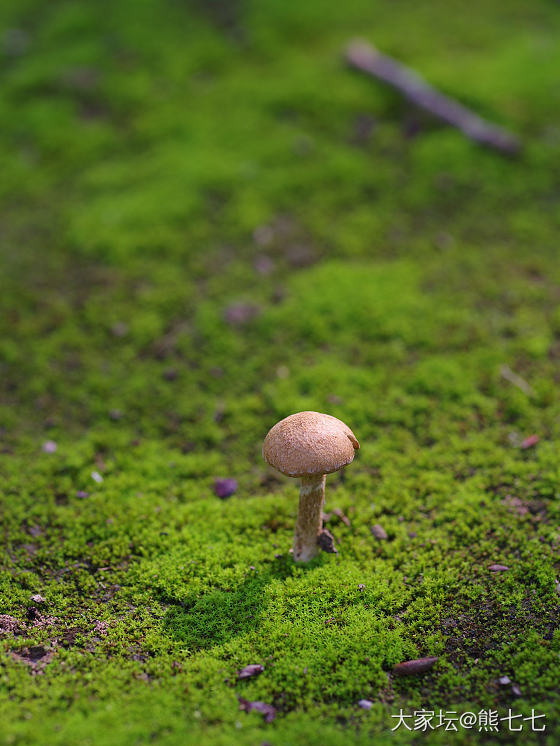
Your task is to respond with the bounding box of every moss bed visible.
[1,0,560,744]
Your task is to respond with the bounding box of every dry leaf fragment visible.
[238,697,276,723]
[393,657,438,675]
[238,664,264,680]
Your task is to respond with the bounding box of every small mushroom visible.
[262,411,359,562]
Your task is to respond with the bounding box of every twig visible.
[500,365,535,397]
[345,39,521,155]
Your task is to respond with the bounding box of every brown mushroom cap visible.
[262,411,359,478]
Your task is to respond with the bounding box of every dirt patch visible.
[11,645,55,674]
[26,606,59,629]
[0,615,24,635]
[442,597,560,667]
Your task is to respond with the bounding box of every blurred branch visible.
[500,365,535,397]
[345,39,521,156]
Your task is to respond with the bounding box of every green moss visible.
[1,0,560,743]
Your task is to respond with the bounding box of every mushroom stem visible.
[293,474,326,562]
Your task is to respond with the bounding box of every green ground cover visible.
[1,0,560,743]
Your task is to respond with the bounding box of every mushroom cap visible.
[262,411,359,478]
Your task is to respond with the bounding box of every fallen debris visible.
[500,365,535,397]
[238,696,276,723]
[331,507,351,527]
[317,528,338,554]
[370,524,388,540]
[489,564,510,572]
[345,40,520,155]
[214,478,238,499]
[393,656,438,675]
[520,434,540,450]
[237,664,264,680]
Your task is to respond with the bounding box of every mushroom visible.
[262,411,359,562]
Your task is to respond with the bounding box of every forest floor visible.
[1,1,560,744]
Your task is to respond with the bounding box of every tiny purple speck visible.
[214,478,238,499]
[42,440,57,453]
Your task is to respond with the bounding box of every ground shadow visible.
[161,557,299,651]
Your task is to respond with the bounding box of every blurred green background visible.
[1,1,560,744]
